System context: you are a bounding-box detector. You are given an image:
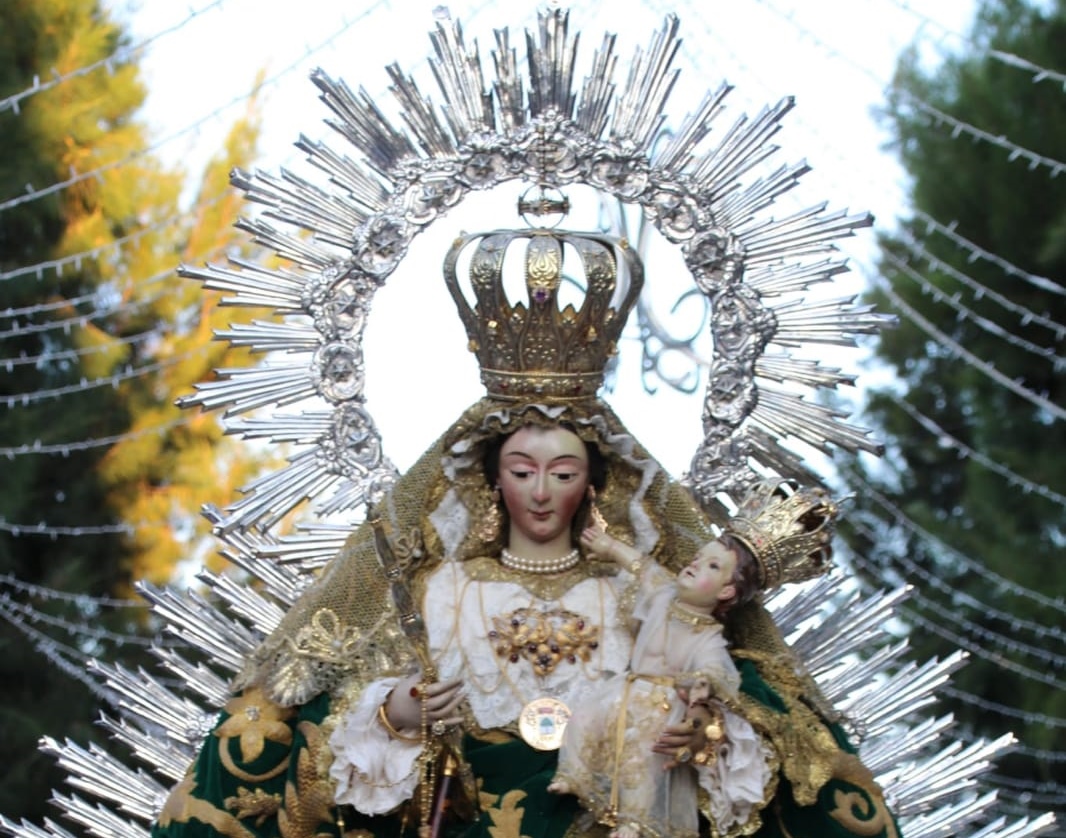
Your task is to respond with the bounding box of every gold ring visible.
[431,720,448,736]
[674,746,692,764]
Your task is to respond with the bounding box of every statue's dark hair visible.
[713,533,761,620]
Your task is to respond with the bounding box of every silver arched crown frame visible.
[179,9,888,533]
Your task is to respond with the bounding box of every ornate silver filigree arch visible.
[180,9,885,530]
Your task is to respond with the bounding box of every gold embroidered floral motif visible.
[277,720,341,838]
[157,773,257,838]
[490,607,600,676]
[289,608,367,665]
[215,687,295,781]
[225,787,281,826]
[483,789,532,838]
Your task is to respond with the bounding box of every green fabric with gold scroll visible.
[151,690,584,838]
[734,661,903,838]
[341,737,581,838]
[152,692,335,838]
[753,776,903,838]
[152,667,902,838]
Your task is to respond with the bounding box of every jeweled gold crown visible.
[443,203,644,401]
[724,479,839,590]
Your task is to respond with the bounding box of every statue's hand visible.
[654,713,710,770]
[580,524,612,558]
[384,673,465,731]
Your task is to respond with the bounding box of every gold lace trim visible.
[668,600,723,629]
[727,650,841,807]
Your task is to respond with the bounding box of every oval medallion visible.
[518,697,571,751]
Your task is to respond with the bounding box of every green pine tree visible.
[840,0,1066,825]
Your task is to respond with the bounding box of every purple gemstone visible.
[533,288,549,303]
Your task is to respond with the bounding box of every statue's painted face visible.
[497,426,590,548]
[676,540,738,611]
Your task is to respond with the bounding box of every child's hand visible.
[676,677,712,707]
[580,525,613,558]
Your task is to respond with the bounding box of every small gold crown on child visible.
[724,479,839,589]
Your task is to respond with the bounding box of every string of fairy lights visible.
[1,0,1063,823]
[894,231,1066,340]
[884,251,1063,362]
[887,396,1066,508]
[0,1,226,115]
[912,209,1066,296]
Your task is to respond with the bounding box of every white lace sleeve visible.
[699,708,775,834]
[328,678,422,815]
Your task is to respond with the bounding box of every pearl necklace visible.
[500,547,581,574]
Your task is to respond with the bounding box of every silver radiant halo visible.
[179,8,887,534]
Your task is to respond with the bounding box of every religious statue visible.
[550,483,837,838]
[150,196,901,837]
[4,8,1040,838]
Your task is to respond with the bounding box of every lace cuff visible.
[699,708,775,833]
[328,678,422,814]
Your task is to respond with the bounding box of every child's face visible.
[676,540,737,610]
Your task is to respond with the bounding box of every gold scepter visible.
[370,511,478,836]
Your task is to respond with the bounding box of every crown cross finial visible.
[518,184,571,228]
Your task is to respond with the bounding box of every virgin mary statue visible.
[0,8,1050,838]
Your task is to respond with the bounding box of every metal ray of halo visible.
[177,7,889,535]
